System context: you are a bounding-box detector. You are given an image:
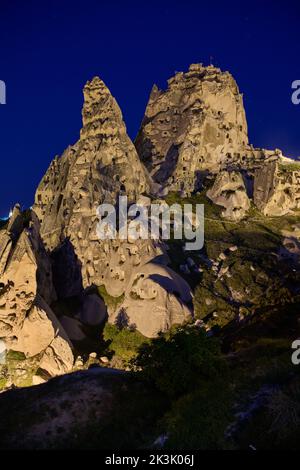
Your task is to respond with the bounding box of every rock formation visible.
[110,262,192,337]
[34,76,193,337]
[34,77,157,294]
[1,63,299,379]
[207,170,250,221]
[135,63,250,193]
[0,206,74,378]
[254,159,300,216]
[135,63,300,220]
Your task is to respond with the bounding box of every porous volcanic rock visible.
[207,170,250,221]
[0,207,73,377]
[110,262,193,338]
[33,77,192,336]
[254,158,300,216]
[34,77,157,295]
[135,63,250,193]
[136,64,300,220]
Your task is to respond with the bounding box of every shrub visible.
[131,325,228,399]
[103,323,149,362]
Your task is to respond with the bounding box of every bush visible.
[131,325,228,399]
[103,323,149,362]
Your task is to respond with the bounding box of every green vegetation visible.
[279,162,300,172]
[103,323,150,362]
[97,285,124,310]
[131,325,232,449]
[6,350,26,361]
[3,350,41,388]
[0,374,7,390]
[165,190,222,219]
[131,325,228,398]
[163,386,232,450]
[164,191,300,330]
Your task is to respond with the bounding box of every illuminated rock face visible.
[34,77,156,294]
[136,63,300,219]
[33,77,193,335]
[135,63,249,193]
[0,207,74,376]
[254,160,300,216]
[110,263,193,338]
[207,170,250,221]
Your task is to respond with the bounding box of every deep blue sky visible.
[0,0,300,216]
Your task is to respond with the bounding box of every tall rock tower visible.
[34,77,153,295]
[135,63,250,194]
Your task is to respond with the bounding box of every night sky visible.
[1,0,300,217]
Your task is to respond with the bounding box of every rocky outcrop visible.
[207,170,250,221]
[0,207,74,378]
[254,158,300,216]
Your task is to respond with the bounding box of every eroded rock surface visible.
[110,262,193,337]
[33,77,160,296]
[136,64,300,220]
[136,63,250,194]
[207,170,250,221]
[254,158,300,216]
[33,77,192,335]
[0,208,73,378]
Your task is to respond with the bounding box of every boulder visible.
[79,294,107,326]
[39,334,74,377]
[109,262,193,337]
